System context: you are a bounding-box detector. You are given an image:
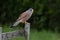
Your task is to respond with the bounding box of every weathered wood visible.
[2,30,24,40]
[0,27,2,40]
[25,23,30,40]
[0,25,31,40]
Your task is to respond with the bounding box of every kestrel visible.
[10,8,34,27]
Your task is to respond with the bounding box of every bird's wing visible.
[16,12,28,21]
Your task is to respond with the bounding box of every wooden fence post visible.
[0,27,2,40]
[25,23,30,40]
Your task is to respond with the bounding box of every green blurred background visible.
[0,0,60,40]
[0,0,59,32]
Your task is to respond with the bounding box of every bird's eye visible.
[30,9,32,11]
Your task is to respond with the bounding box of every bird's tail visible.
[13,21,20,26]
[10,20,22,28]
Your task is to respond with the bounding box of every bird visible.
[10,8,34,28]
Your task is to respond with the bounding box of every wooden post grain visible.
[0,27,2,40]
[25,23,30,40]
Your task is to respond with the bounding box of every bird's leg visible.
[25,21,28,24]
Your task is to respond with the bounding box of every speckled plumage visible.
[12,8,34,27]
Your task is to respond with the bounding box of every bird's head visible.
[26,8,34,13]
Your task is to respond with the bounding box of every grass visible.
[2,24,23,33]
[10,36,24,40]
[2,26,60,40]
[10,30,60,40]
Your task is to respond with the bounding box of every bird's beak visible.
[31,9,34,13]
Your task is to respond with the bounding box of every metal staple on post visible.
[25,23,30,40]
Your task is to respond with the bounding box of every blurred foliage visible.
[0,0,60,32]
